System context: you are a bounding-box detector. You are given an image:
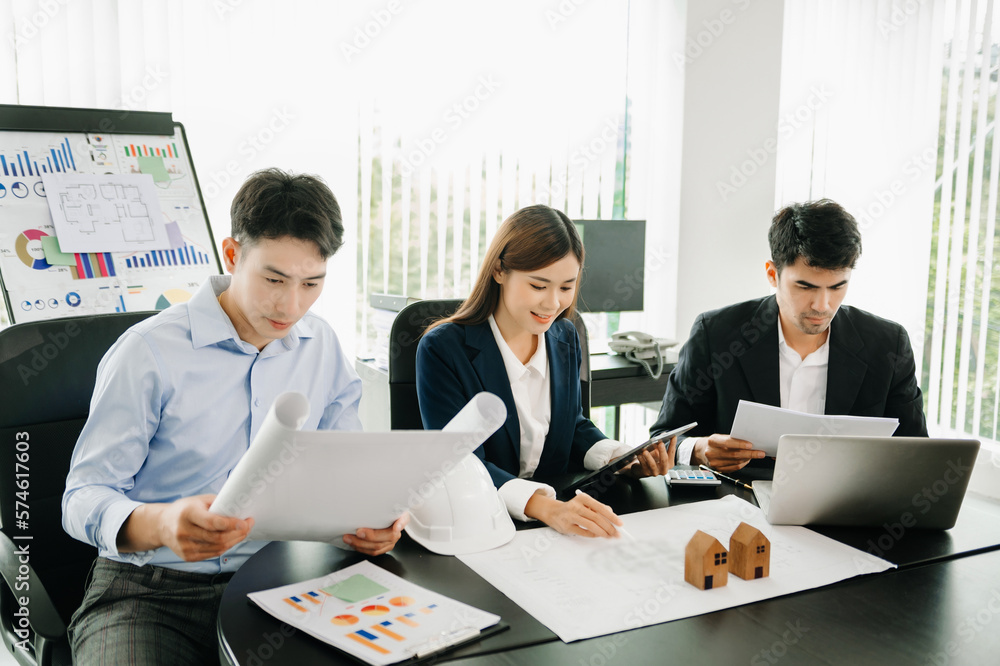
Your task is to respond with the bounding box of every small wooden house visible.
[684,530,728,590]
[729,522,770,580]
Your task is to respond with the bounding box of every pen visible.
[617,525,637,541]
[577,489,633,540]
[699,464,752,490]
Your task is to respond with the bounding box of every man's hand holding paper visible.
[342,514,409,556]
[691,434,767,472]
[117,494,255,562]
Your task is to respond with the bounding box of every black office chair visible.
[574,313,592,419]
[388,299,463,429]
[387,300,591,429]
[0,312,154,666]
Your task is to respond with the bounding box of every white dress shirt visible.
[488,315,629,519]
[62,275,362,573]
[677,320,830,464]
[777,320,829,414]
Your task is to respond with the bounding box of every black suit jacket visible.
[650,296,928,446]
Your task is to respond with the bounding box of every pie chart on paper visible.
[155,288,192,310]
[360,605,390,616]
[331,615,359,626]
[15,229,52,270]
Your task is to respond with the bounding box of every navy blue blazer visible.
[416,318,607,488]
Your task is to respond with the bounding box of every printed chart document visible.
[730,400,899,456]
[248,561,502,665]
[458,496,894,642]
[210,391,506,543]
[42,172,171,252]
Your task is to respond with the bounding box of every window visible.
[714,551,727,566]
[348,3,680,440]
[923,0,1000,441]
[352,6,634,355]
[1,1,686,442]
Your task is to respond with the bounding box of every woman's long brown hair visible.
[426,204,585,332]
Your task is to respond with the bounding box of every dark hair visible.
[428,204,584,331]
[769,199,862,272]
[230,168,344,259]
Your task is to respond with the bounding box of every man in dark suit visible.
[651,199,927,472]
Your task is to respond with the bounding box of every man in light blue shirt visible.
[62,168,405,664]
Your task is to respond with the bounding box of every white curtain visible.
[923,0,1000,438]
[775,0,946,366]
[346,2,633,350]
[2,0,363,349]
[2,0,684,362]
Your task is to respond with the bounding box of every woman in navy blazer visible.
[416,205,672,538]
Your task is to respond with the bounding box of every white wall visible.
[675,0,785,339]
[624,0,687,342]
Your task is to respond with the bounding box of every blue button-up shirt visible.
[62,275,362,573]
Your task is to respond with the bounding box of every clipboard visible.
[401,622,509,664]
[558,421,697,498]
[281,615,511,665]
[246,595,509,665]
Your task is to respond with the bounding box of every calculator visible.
[667,468,721,486]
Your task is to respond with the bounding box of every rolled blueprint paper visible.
[209,391,506,543]
[210,392,310,517]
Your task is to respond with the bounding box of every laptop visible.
[752,435,980,529]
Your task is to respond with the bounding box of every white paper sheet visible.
[210,391,506,542]
[247,561,500,666]
[457,496,894,642]
[730,399,899,456]
[42,172,170,252]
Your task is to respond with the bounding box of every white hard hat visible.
[405,453,515,555]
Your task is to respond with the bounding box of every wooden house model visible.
[684,530,729,590]
[729,521,770,580]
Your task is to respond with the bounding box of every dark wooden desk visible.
[588,353,672,408]
[588,353,672,438]
[449,547,1000,665]
[217,478,1000,665]
[216,537,555,666]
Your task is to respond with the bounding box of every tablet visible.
[559,421,698,497]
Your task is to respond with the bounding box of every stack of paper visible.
[249,561,501,665]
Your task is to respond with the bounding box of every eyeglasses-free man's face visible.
[219,235,327,351]
[766,256,851,347]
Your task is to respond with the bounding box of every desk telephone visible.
[608,331,676,380]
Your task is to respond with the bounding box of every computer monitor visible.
[573,219,645,312]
